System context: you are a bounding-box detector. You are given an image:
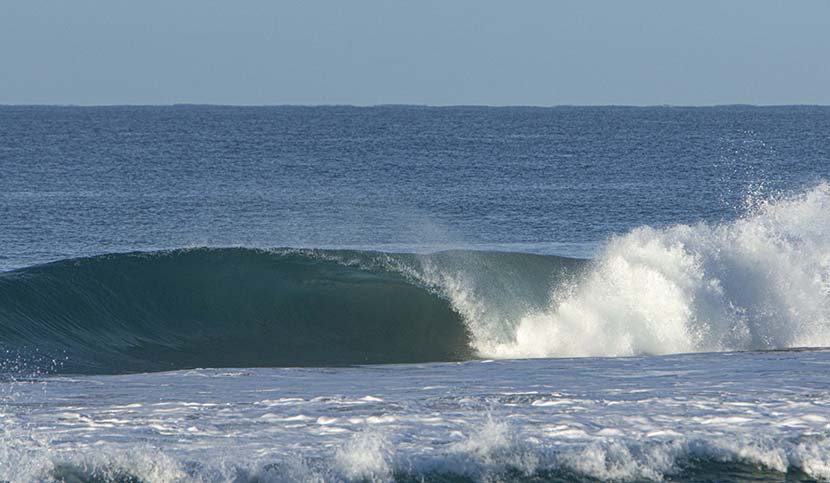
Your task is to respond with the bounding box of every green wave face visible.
[0,248,479,374]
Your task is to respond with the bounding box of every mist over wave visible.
[1,183,829,373]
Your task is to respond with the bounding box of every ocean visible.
[1,105,830,482]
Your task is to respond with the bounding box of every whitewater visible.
[4,351,830,482]
[477,180,830,359]
[360,180,830,361]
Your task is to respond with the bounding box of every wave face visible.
[0,248,578,374]
[0,249,480,373]
[2,183,830,373]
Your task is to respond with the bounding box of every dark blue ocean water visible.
[2,105,828,271]
[4,106,830,482]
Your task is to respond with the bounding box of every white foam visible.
[333,431,392,482]
[437,182,830,358]
[4,351,830,482]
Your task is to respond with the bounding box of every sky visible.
[1,1,829,106]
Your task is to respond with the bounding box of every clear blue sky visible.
[2,0,829,105]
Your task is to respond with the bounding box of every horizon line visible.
[2,102,830,109]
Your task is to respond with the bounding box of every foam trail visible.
[471,182,830,358]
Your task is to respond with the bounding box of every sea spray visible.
[438,182,830,359]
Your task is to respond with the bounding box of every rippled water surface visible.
[2,106,830,482]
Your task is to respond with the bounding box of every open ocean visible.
[2,105,830,482]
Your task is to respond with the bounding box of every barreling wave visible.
[2,182,830,374]
[0,247,579,374]
[0,248,475,374]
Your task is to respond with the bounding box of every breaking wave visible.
[481,181,830,359]
[2,182,830,373]
[0,247,576,373]
[4,423,829,483]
